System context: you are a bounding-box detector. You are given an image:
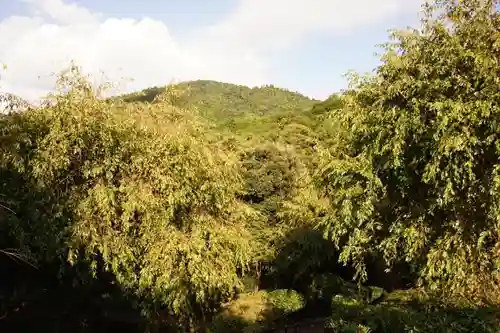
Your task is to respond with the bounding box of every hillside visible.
[120,80,317,119]
[120,80,325,142]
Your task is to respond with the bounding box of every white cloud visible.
[0,0,268,101]
[0,0,422,101]
[204,0,423,52]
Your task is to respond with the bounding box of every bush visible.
[265,289,305,316]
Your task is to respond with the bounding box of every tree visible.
[317,0,500,301]
[0,67,260,330]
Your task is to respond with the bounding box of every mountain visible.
[119,80,318,120]
[117,80,325,143]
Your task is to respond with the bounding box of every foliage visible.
[209,289,305,333]
[0,66,260,330]
[310,93,343,117]
[326,290,500,333]
[236,140,332,287]
[317,0,500,299]
[120,80,317,123]
[2,1,500,332]
[1,65,329,332]
[265,289,305,315]
[238,143,307,206]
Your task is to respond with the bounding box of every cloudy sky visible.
[0,0,424,102]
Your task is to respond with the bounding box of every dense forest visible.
[1,0,500,332]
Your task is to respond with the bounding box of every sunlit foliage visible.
[317,0,500,300]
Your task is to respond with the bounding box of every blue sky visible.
[0,0,423,101]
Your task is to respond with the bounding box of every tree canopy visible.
[317,0,500,298]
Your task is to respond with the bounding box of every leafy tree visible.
[0,67,260,331]
[310,93,343,117]
[239,143,306,206]
[317,0,500,300]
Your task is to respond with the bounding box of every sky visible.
[0,0,425,102]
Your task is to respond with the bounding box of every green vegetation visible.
[1,0,500,332]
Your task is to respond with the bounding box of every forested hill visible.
[119,80,318,119]
[118,80,331,141]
